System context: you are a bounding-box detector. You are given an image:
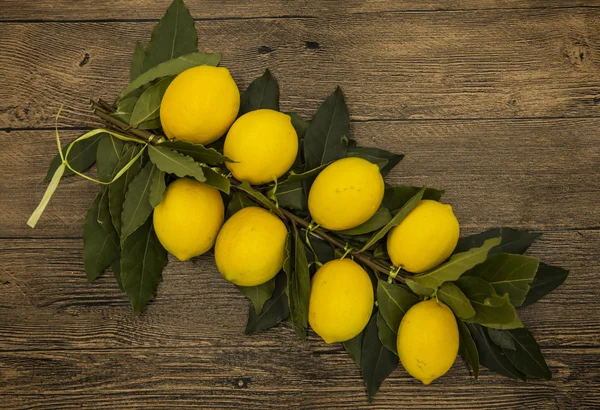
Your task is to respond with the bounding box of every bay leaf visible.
[239,69,280,115]
[45,134,102,181]
[272,181,306,211]
[130,76,174,126]
[522,262,569,307]
[347,146,404,177]
[377,280,418,332]
[148,169,166,208]
[130,41,146,82]
[235,181,284,218]
[202,167,230,194]
[377,312,398,355]
[147,145,206,182]
[457,320,479,379]
[487,328,516,350]
[501,328,552,380]
[245,272,290,335]
[338,207,392,236]
[83,192,120,281]
[287,112,310,139]
[437,282,476,319]
[108,145,143,235]
[382,185,444,212]
[285,229,311,342]
[305,233,334,265]
[120,162,160,242]
[237,277,277,315]
[343,330,364,367]
[226,191,255,219]
[158,140,231,164]
[111,259,123,291]
[405,279,435,297]
[111,95,139,124]
[96,134,125,182]
[277,163,328,185]
[138,118,163,130]
[454,227,541,256]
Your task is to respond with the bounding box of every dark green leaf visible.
[457,320,479,379]
[373,243,389,260]
[501,328,552,380]
[377,312,398,355]
[237,277,277,315]
[338,207,392,236]
[245,272,290,334]
[147,145,206,182]
[305,233,334,265]
[377,280,418,331]
[141,0,197,72]
[122,52,221,98]
[465,253,539,307]
[149,170,166,208]
[226,191,255,219]
[121,219,168,315]
[412,237,501,290]
[273,181,306,211]
[361,313,399,401]
[522,263,569,307]
[467,324,526,380]
[202,167,230,194]
[120,162,160,242]
[457,276,523,329]
[45,134,102,181]
[109,145,143,235]
[112,259,124,291]
[287,112,310,139]
[138,117,163,130]
[382,185,444,212]
[405,280,435,297]
[130,76,174,126]
[239,69,280,116]
[347,146,404,177]
[438,282,476,319]
[130,41,146,81]
[303,87,349,170]
[235,181,284,218]
[158,140,231,164]
[487,328,516,350]
[277,163,328,185]
[344,331,364,367]
[454,227,541,256]
[359,187,425,252]
[285,229,311,342]
[83,192,120,281]
[112,95,139,123]
[96,135,125,182]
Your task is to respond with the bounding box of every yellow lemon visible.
[387,200,460,273]
[214,206,287,286]
[224,109,298,185]
[397,300,459,385]
[308,157,384,231]
[153,178,224,261]
[160,66,240,144]
[308,259,374,343]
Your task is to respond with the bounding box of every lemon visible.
[308,157,384,231]
[153,178,224,261]
[397,300,459,385]
[387,200,460,273]
[308,259,374,343]
[160,66,240,145]
[224,109,298,185]
[214,206,287,286]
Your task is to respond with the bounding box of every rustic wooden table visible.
[1,1,599,408]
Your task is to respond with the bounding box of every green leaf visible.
[303,87,349,170]
[112,260,124,291]
[465,253,539,307]
[359,187,425,252]
[343,331,364,367]
[138,118,163,130]
[305,233,335,265]
[457,320,479,379]
[112,95,139,123]
[360,313,399,401]
[96,134,125,182]
[130,41,146,81]
[83,192,120,281]
[377,312,398,355]
[454,227,541,256]
[148,170,166,208]
[122,52,221,98]
[501,328,552,380]
[235,181,284,218]
[347,146,404,177]
[272,181,306,211]
[405,280,435,297]
[412,237,501,290]
[147,145,206,182]
[202,167,230,194]
[285,229,311,342]
[45,134,102,181]
[237,277,277,315]
[277,163,328,185]
[377,280,418,332]
[373,243,388,260]
[382,185,444,212]
[141,0,197,72]
[158,140,231,165]
[109,145,143,235]
[245,272,290,335]
[437,282,476,319]
[120,162,160,242]
[457,276,523,329]
[226,191,255,219]
[287,112,310,139]
[522,262,569,307]
[130,76,174,126]
[467,324,526,380]
[121,218,168,315]
[239,69,280,115]
[487,328,516,350]
[338,207,392,236]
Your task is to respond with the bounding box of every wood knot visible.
[563,41,588,67]
[79,52,90,67]
[257,46,274,55]
[305,41,321,50]
[232,377,251,389]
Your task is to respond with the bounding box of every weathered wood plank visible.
[0,0,596,21]
[5,118,599,238]
[1,8,599,129]
[0,347,598,409]
[0,231,597,352]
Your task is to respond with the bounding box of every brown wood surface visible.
[1,1,599,409]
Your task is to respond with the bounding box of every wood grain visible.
[1,8,599,129]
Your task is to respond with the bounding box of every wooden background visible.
[1,1,599,408]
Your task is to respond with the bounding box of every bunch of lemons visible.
[155,66,461,385]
